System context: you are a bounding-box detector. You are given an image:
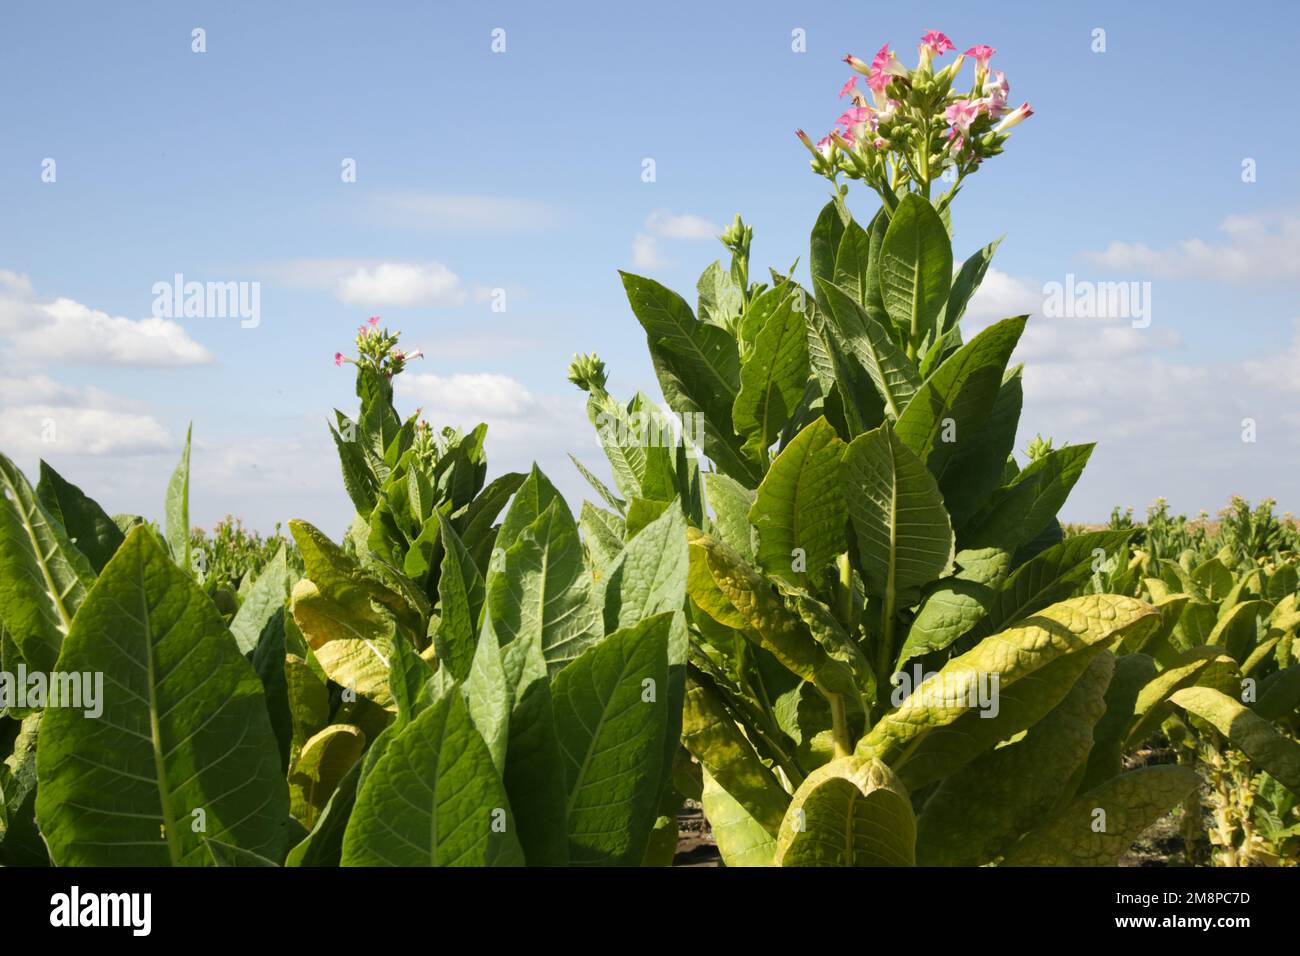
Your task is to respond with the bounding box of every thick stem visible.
[828,693,851,758]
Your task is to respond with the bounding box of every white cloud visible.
[0,372,173,458]
[336,262,467,308]
[645,209,721,240]
[369,193,562,235]
[0,270,213,367]
[960,268,1300,518]
[1082,210,1300,281]
[632,234,667,269]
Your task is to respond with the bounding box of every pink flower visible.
[838,76,858,98]
[981,71,1009,117]
[334,352,345,366]
[367,316,379,326]
[357,324,368,335]
[920,31,955,56]
[944,99,982,138]
[836,106,872,133]
[995,102,1034,132]
[866,43,908,92]
[964,44,995,67]
[405,349,424,361]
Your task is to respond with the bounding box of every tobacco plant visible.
[0,318,684,867]
[570,32,1202,866]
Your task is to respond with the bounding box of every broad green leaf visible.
[1256,664,1300,721]
[1172,686,1300,792]
[493,465,565,559]
[204,838,279,867]
[809,198,849,291]
[898,578,993,669]
[816,278,919,418]
[229,544,291,654]
[35,527,289,866]
[1000,765,1201,866]
[488,500,600,675]
[774,755,915,866]
[291,578,397,708]
[916,651,1113,865]
[464,616,570,865]
[805,294,886,436]
[733,292,810,463]
[941,366,1022,527]
[1079,653,1157,792]
[620,272,758,485]
[702,767,778,866]
[0,451,96,672]
[290,519,421,636]
[1125,647,1239,747]
[687,530,852,693]
[165,424,193,574]
[341,691,524,866]
[750,417,846,587]
[963,444,1095,551]
[697,259,743,327]
[289,724,366,830]
[859,595,1158,790]
[967,529,1135,642]
[682,670,787,835]
[941,236,1001,333]
[842,422,954,601]
[284,652,330,763]
[432,513,484,683]
[552,613,673,865]
[832,218,872,308]
[894,316,1026,487]
[36,460,123,573]
[1207,599,1269,663]
[878,193,952,353]
[579,501,625,569]
[704,473,756,563]
[601,503,687,632]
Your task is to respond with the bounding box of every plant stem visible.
[828,693,851,758]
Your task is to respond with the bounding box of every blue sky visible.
[2,0,1298,535]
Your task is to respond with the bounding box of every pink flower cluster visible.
[334,315,423,375]
[797,31,1033,195]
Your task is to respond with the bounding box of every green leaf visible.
[733,292,810,463]
[703,473,756,562]
[842,421,954,601]
[36,460,123,573]
[697,259,743,327]
[682,670,788,836]
[832,218,872,308]
[702,767,778,866]
[1171,686,1300,793]
[165,423,193,574]
[205,837,280,867]
[937,367,1022,528]
[815,279,919,419]
[290,578,397,709]
[967,529,1135,642]
[749,417,846,587]
[552,613,673,865]
[688,530,852,694]
[289,724,366,830]
[774,755,915,866]
[941,236,1002,333]
[0,452,96,673]
[1000,765,1201,866]
[35,527,289,866]
[859,595,1159,790]
[620,272,758,485]
[341,690,524,866]
[916,651,1113,865]
[894,316,1026,489]
[229,544,292,655]
[809,199,849,291]
[432,513,484,683]
[898,577,993,669]
[568,453,625,515]
[805,295,886,437]
[1125,647,1239,748]
[579,501,625,569]
[1079,653,1157,792]
[963,444,1095,551]
[879,193,952,353]
[488,500,600,676]
[601,503,688,632]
